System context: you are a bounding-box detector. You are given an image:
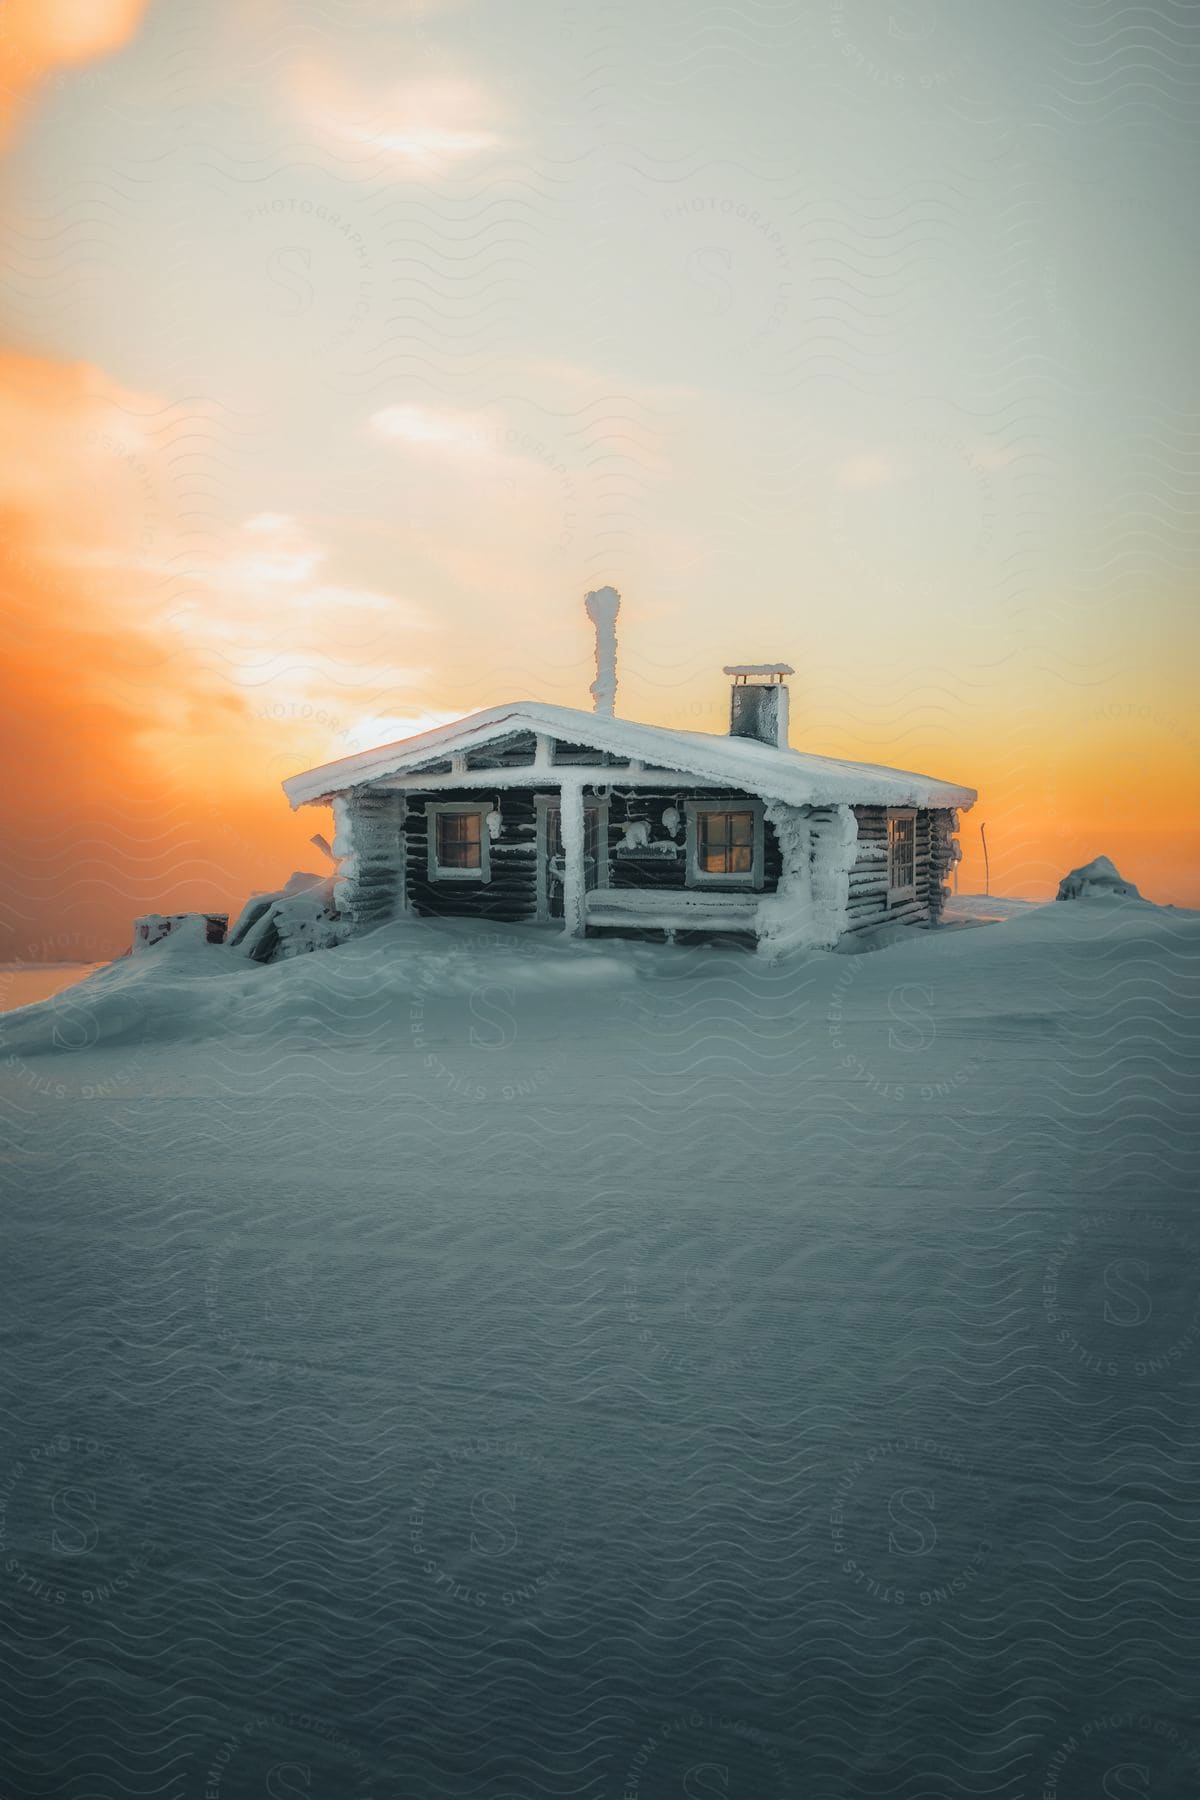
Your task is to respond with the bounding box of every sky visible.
[1,0,1198,957]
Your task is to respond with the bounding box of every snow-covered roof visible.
[282,702,976,812]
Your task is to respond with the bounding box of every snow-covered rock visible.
[227,871,345,963]
[1056,856,1144,903]
[133,912,227,953]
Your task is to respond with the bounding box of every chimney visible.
[585,586,621,715]
[723,664,793,749]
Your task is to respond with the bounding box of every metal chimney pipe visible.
[723,664,794,748]
[585,586,621,716]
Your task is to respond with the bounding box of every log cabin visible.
[282,590,976,953]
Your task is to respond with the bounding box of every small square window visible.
[437,811,481,869]
[691,808,759,883]
[428,806,490,881]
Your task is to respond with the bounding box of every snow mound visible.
[227,870,344,963]
[0,917,642,1057]
[133,912,227,952]
[1056,856,1144,903]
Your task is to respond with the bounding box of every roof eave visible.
[281,702,979,814]
[281,704,535,810]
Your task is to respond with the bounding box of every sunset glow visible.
[1,0,1197,959]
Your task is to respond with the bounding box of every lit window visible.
[685,804,763,887]
[437,811,481,869]
[427,806,490,881]
[888,810,916,898]
[697,810,754,876]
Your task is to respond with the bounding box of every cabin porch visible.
[332,761,786,941]
[327,726,959,949]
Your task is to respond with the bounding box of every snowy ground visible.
[1,896,1199,1797]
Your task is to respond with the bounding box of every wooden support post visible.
[559,777,586,938]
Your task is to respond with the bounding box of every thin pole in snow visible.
[980,822,990,897]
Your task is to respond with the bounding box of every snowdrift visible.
[7,892,1194,1072]
[1057,855,1145,903]
[0,916,642,1058]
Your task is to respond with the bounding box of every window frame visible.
[684,798,765,889]
[887,807,917,903]
[426,801,491,883]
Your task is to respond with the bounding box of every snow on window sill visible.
[688,869,759,889]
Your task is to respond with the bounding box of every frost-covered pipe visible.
[585,585,620,716]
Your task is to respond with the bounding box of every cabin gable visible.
[463,731,539,770]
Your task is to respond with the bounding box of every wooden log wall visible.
[404,787,539,922]
[842,805,891,936]
[608,788,782,892]
[338,788,406,930]
[840,805,958,938]
[927,809,958,923]
[336,776,954,938]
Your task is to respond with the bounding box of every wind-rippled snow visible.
[1,899,1198,1797]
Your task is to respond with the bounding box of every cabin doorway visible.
[536,796,607,920]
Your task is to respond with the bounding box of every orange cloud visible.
[0,353,332,958]
[0,0,151,144]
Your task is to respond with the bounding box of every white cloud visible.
[163,515,429,658]
[288,67,503,169]
[370,404,489,456]
[835,454,896,490]
[342,708,464,749]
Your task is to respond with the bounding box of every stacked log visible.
[333,789,406,929]
[928,809,959,922]
[840,805,960,938]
